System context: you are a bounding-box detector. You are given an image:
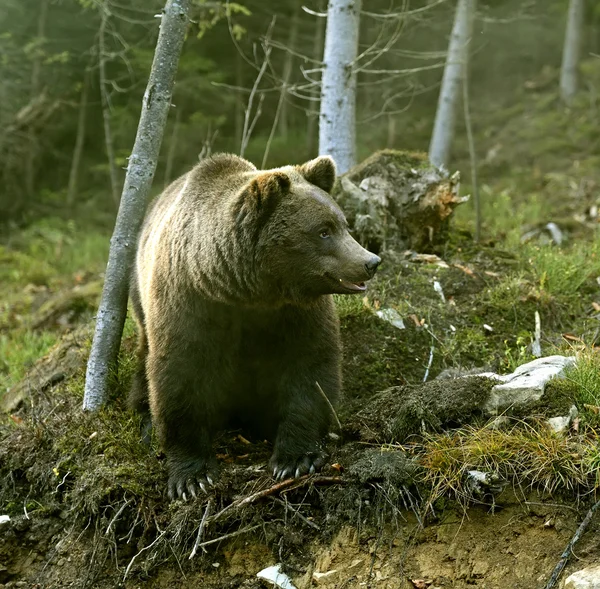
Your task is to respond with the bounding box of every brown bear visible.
[129,153,380,500]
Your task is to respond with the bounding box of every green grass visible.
[564,350,600,408]
[526,241,600,297]
[0,330,58,395]
[408,419,600,510]
[0,217,110,399]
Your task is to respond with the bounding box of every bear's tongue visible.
[339,278,367,292]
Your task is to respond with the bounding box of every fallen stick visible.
[543,498,600,589]
[272,496,321,530]
[210,475,344,523]
[189,499,213,559]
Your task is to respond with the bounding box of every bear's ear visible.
[297,156,337,193]
[245,171,291,214]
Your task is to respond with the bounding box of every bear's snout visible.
[364,255,381,278]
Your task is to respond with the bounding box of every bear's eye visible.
[319,229,331,239]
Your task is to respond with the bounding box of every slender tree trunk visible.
[462,67,480,242]
[163,106,181,188]
[99,5,121,206]
[560,0,585,105]
[386,115,396,148]
[67,68,91,207]
[83,0,190,412]
[25,0,49,201]
[319,0,361,174]
[306,4,326,158]
[234,51,244,149]
[428,0,477,169]
[278,9,299,140]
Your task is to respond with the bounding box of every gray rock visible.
[547,405,578,434]
[375,308,405,330]
[564,565,600,588]
[480,355,576,415]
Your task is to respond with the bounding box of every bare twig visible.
[189,499,213,559]
[301,5,327,17]
[105,498,131,536]
[210,475,344,524]
[239,18,275,157]
[362,0,449,19]
[261,85,285,168]
[195,524,261,549]
[544,499,600,589]
[423,346,435,382]
[123,530,166,582]
[315,381,342,432]
[272,496,320,530]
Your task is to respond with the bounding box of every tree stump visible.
[332,149,468,253]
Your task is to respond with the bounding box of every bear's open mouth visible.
[336,277,367,293]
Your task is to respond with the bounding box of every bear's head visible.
[236,156,381,301]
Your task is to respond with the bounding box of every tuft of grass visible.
[526,241,600,297]
[564,349,600,410]
[410,420,599,511]
[0,331,58,395]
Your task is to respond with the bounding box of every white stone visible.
[257,564,297,589]
[0,515,10,525]
[481,355,576,415]
[564,565,600,588]
[547,405,578,433]
[375,308,405,330]
[313,570,340,585]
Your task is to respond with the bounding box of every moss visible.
[345,149,429,182]
[347,376,495,443]
[534,377,579,417]
[348,447,420,486]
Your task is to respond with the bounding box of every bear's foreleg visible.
[147,341,230,500]
[269,353,341,480]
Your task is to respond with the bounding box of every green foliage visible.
[526,242,600,297]
[564,351,600,409]
[0,331,57,395]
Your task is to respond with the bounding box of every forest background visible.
[2,0,599,225]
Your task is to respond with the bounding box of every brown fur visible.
[129,153,380,499]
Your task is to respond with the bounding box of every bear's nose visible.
[364,255,381,277]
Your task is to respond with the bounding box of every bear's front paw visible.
[167,457,219,501]
[269,450,327,481]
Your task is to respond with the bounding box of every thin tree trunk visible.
[560,0,585,105]
[428,0,477,169]
[386,115,396,148]
[83,0,190,412]
[234,51,244,148]
[306,4,326,158]
[99,4,121,206]
[278,9,299,140]
[163,107,181,188]
[462,66,480,243]
[25,0,49,201]
[319,0,361,174]
[67,67,91,207]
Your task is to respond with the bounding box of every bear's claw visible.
[270,451,326,481]
[167,459,218,500]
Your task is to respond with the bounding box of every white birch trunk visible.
[560,0,585,105]
[428,0,477,169]
[319,0,361,174]
[83,0,190,411]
